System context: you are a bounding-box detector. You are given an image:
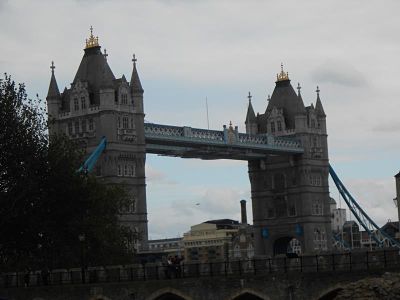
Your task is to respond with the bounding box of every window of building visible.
[128,164,136,177]
[81,96,86,109]
[117,116,121,128]
[117,165,122,176]
[74,121,79,134]
[273,173,285,191]
[310,173,322,186]
[125,197,136,213]
[233,244,241,258]
[74,98,79,111]
[270,122,275,133]
[311,136,319,148]
[89,92,94,105]
[275,196,287,217]
[277,120,282,131]
[121,94,128,105]
[68,122,73,135]
[81,119,87,132]
[289,238,302,255]
[312,199,323,215]
[311,119,316,128]
[89,119,94,131]
[288,199,296,216]
[124,164,128,176]
[313,228,327,251]
[130,118,134,129]
[123,116,128,129]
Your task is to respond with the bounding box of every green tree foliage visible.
[0,74,133,270]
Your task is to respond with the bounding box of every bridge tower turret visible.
[245,92,258,135]
[248,65,331,257]
[47,28,148,251]
[46,61,61,137]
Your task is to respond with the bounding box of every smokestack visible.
[395,172,400,239]
[240,199,247,224]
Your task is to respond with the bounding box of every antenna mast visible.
[206,97,210,129]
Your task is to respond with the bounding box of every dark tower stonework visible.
[46,29,148,251]
[246,66,331,256]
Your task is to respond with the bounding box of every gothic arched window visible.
[277,120,282,132]
[81,96,86,109]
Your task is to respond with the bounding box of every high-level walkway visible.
[144,123,303,160]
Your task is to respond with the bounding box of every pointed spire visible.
[245,91,256,124]
[315,86,326,117]
[47,61,60,99]
[103,48,108,61]
[130,53,143,93]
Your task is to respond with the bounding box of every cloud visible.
[371,121,400,133]
[0,0,8,12]
[148,186,251,239]
[312,60,367,87]
[146,165,177,185]
[332,177,397,227]
[2,0,400,239]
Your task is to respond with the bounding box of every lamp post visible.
[78,233,86,283]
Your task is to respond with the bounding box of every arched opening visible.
[147,288,192,300]
[273,236,292,256]
[232,292,264,300]
[318,288,343,300]
[154,293,187,300]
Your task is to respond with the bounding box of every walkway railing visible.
[2,250,400,288]
[144,123,302,152]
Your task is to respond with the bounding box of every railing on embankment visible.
[2,249,400,288]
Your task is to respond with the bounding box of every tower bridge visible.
[45,28,398,259]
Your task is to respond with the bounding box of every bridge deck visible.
[144,123,303,160]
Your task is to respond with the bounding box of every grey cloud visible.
[371,122,400,133]
[312,62,367,87]
[0,0,9,15]
[146,165,177,185]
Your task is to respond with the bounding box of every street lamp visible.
[78,233,86,283]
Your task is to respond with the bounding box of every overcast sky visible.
[1,0,400,239]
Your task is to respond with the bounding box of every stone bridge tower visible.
[245,65,331,256]
[46,28,148,251]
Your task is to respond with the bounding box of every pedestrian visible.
[41,268,50,285]
[23,268,30,287]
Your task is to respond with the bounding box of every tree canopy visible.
[0,74,133,270]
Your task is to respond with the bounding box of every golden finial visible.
[276,63,289,81]
[85,26,99,49]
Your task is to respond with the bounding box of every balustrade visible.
[145,123,302,151]
[2,250,400,288]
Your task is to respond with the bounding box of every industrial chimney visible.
[395,172,400,239]
[240,199,247,225]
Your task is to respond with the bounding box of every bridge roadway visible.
[144,123,303,160]
[2,250,400,300]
